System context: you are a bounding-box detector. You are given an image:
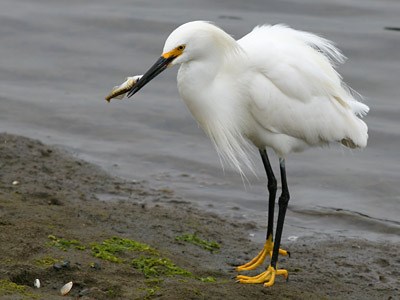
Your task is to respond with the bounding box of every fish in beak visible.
[105,75,142,102]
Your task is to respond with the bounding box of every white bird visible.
[121,21,369,287]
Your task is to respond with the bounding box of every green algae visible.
[176,233,220,252]
[47,234,86,251]
[91,237,157,263]
[131,256,192,278]
[34,256,60,267]
[0,279,38,299]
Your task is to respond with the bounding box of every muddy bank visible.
[0,133,398,299]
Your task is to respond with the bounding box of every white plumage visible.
[159,21,369,173]
[122,20,370,288]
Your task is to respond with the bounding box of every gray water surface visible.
[1,0,399,242]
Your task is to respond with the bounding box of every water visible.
[1,0,399,242]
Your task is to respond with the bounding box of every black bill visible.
[127,56,175,98]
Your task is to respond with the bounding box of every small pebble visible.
[61,260,70,268]
[90,262,101,270]
[12,180,19,185]
[53,260,71,270]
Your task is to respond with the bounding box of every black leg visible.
[236,156,290,284]
[259,149,277,241]
[271,158,290,269]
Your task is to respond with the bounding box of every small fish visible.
[105,75,142,102]
[60,281,73,296]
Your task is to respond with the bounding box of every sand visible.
[0,133,398,299]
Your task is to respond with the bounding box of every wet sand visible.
[0,133,398,299]
[1,0,400,243]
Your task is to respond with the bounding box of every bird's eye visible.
[177,45,185,51]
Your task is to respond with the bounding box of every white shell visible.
[60,281,73,296]
[34,279,40,288]
[12,180,19,185]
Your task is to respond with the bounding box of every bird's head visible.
[127,21,231,98]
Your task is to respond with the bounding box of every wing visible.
[239,24,350,102]
[237,25,368,148]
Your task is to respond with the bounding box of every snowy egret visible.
[119,21,369,287]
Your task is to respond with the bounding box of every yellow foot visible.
[237,265,288,287]
[236,236,289,271]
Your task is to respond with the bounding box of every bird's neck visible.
[177,49,243,95]
[176,45,248,122]
[177,56,228,115]
[176,55,253,175]
[178,56,221,83]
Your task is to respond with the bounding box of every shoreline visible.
[0,133,398,299]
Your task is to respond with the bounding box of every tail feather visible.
[349,100,370,117]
